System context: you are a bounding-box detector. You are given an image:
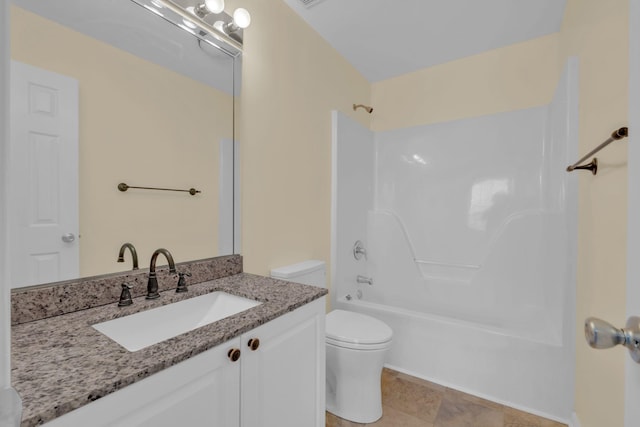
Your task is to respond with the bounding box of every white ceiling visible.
[283,0,567,83]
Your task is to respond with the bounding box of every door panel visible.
[9,61,79,287]
[241,298,325,427]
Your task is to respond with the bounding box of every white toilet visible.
[270,260,393,424]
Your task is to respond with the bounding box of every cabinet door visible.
[241,297,326,427]
[43,338,242,427]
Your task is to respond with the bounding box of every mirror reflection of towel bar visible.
[117,182,201,196]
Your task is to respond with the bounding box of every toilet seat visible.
[326,310,393,350]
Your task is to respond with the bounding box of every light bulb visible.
[232,8,251,29]
[204,0,225,14]
[183,8,198,29]
[183,18,197,29]
[150,0,164,8]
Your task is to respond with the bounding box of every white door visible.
[626,1,640,425]
[9,61,79,288]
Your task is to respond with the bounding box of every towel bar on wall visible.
[117,182,201,196]
[566,127,628,175]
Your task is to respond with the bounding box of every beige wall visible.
[369,2,631,425]
[11,6,233,278]
[560,1,629,426]
[371,33,561,131]
[237,1,630,423]
[236,1,630,423]
[235,0,371,282]
[372,8,630,422]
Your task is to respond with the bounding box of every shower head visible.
[353,104,373,114]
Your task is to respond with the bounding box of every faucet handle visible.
[118,283,133,307]
[353,240,367,260]
[176,272,192,293]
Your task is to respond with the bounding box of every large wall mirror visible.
[8,0,240,288]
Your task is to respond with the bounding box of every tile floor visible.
[326,368,567,427]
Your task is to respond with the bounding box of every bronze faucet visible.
[146,248,177,299]
[117,243,139,270]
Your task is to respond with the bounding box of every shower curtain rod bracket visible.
[571,158,598,175]
[567,127,628,175]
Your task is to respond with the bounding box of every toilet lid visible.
[326,310,393,346]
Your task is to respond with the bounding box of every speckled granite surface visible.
[12,255,242,325]
[12,273,327,427]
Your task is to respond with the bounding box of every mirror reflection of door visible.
[9,3,237,283]
[9,60,79,288]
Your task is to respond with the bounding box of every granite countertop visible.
[11,273,327,427]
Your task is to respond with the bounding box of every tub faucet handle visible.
[353,241,367,260]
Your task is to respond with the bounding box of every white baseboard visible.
[569,412,581,427]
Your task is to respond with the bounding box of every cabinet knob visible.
[248,338,260,351]
[227,348,241,362]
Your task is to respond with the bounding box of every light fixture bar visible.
[154,0,243,52]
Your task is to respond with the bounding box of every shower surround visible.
[331,60,578,422]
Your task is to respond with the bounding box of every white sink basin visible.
[93,291,262,351]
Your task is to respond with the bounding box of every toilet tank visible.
[270,260,326,288]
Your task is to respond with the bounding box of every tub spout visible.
[356,275,373,285]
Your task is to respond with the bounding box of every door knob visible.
[584,316,640,363]
[61,233,76,243]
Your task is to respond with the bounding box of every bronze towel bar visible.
[117,183,201,196]
[566,127,628,175]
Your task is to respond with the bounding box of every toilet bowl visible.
[270,260,393,424]
[325,309,392,423]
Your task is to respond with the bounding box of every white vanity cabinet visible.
[42,297,325,427]
[241,297,326,427]
[43,337,242,427]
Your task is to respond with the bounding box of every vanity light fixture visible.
[152,0,248,51]
[194,0,225,17]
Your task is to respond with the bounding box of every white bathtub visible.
[334,295,572,422]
